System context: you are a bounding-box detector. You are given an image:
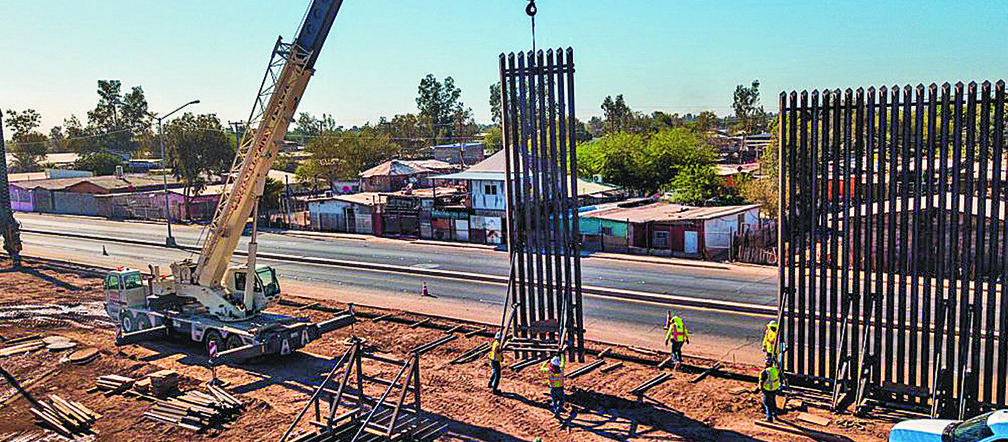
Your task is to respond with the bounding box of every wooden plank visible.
[372,313,394,322]
[797,412,831,427]
[464,327,486,338]
[600,362,623,373]
[409,318,430,329]
[596,347,611,359]
[690,362,722,384]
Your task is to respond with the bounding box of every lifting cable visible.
[526,0,537,54]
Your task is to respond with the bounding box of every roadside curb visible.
[587,253,733,271]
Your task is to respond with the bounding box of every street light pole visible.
[155,99,200,247]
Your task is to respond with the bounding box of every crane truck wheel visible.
[119,312,134,333]
[135,314,152,331]
[204,330,225,357]
[225,333,243,350]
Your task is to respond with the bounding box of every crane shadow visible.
[124,338,340,397]
[0,265,83,291]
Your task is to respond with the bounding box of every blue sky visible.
[2,0,1006,133]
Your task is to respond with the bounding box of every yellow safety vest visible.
[667,316,689,343]
[761,366,781,391]
[762,325,778,354]
[488,340,502,362]
[548,368,564,388]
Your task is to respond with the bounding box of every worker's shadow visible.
[0,265,82,292]
[557,388,766,442]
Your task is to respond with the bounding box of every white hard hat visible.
[551,356,561,366]
[494,332,502,340]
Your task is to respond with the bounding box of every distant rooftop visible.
[582,201,760,223]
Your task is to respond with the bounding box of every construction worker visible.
[664,312,690,363]
[539,353,566,416]
[761,320,779,360]
[487,333,503,394]
[759,357,781,422]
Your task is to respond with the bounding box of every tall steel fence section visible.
[779,81,1008,417]
[497,48,585,362]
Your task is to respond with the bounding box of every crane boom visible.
[195,0,343,291]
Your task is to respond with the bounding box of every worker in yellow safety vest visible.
[539,353,566,416]
[759,357,781,422]
[664,312,690,363]
[487,333,503,395]
[761,320,779,360]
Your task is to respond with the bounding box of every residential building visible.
[580,200,760,259]
[359,159,457,192]
[9,173,179,216]
[307,192,386,234]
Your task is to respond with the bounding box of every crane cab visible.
[104,268,147,320]
[222,265,281,312]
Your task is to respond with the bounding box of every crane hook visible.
[526,0,537,17]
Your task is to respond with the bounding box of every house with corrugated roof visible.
[358,159,457,192]
[579,199,760,258]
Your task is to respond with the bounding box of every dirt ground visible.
[0,259,899,442]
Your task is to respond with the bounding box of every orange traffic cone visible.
[421,281,431,297]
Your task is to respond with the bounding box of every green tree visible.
[296,129,398,186]
[483,126,502,155]
[260,176,285,212]
[645,128,716,190]
[73,152,126,176]
[664,164,723,205]
[732,79,767,134]
[600,94,631,134]
[577,132,648,190]
[692,110,719,132]
[489,82,501,126]
[63,115,98,154]
[4,109,48,172]
[416,74,470,144]
[740,115,780,217]
[164,113,234,220]
[85,80,152,156]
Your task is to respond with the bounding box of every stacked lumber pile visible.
[31,394,101,439]
[0,336,45,357]
[94,375,135,395]
[134,370,179,397]
[144,386,244,432]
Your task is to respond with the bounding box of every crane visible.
[106,0,353,361]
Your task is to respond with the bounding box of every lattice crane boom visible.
[192,0,343,315]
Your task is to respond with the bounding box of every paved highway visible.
[18,213,777,364]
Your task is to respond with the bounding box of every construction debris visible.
[753,419,847,442]
[409,318,430,329]
[463,327,486,338]
[371,313,394,322]
[509,355,549,372]
[144,386,244,432]
[31,394,100,439]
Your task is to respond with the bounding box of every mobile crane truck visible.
[108,0,352,364]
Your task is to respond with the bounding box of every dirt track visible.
[0,259,893,441]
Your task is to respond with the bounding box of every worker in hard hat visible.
[762,320,779,360]
[759,357,781,422]
[487,332,503,395]
[539,353,566,416]
[664,312,690,363]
